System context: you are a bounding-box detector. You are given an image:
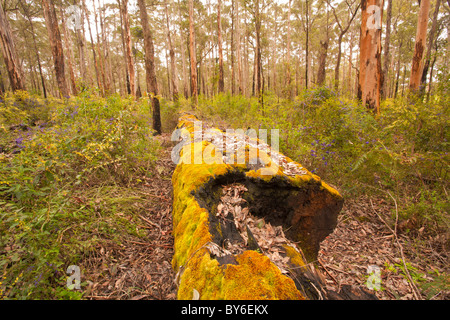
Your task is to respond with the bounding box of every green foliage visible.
[0,92,163,299]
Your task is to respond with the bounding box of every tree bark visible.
[231,0,235,95]
[20,2,46,96]
[84,0,102,92]
[381,0,392,100]
[59,5,78,95]
[255,0,262,99]
[305,0,309,89]
[165,0,178,101]
[42,0,69,98]
[188,0,198,106]
[98,0,112,94]
[286,0,292,98]
[178,0,188,98]
[0,2,25,91]
[93,1,106,96]
[217,0,224,93]
[120,0,135,96]
[137,0,161,135]
[409,0,430,92]
[358,0,383,115]
[77,5,88,87]
[420,0,441,95]
[236,0,243,95]
[394,40,403,98]
[317,4,329,87]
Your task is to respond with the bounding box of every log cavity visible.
[207,182,304,275]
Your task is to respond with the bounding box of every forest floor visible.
[79,133,178,300]
[318,196,449,300]
[81,133,448,300]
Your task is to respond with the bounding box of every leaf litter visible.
[318,195,449,300]
[78,133,177,300]
[210,183,303,275]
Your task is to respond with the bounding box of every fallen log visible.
[171,114,376,300]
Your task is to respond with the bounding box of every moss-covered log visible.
[171,114,375,300]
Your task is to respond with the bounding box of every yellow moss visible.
[283,244,306,268]
[289,174,314,187]
[245,169,273,182]
[222,251,304,300]
[320,180,342,199]
[178,250,224,300]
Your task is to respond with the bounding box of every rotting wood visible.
[171,113,377,300]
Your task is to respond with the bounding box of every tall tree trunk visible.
[409,0,431,92]
[394,40,402,98]
[121,0,135,96]
[188,0,198,106]
[271,15,277,95]
[231,0,235,95]
[305,0,309,89]
[381,0,392,99]
[165,0,178,101]
[0,2,25,91]
[59,5,78,95]
[244,13,249,97]
[426,41,438,102]
[165,45,170,97]
[0,69,5,94]
[236,0,243,95]
[286,0,292,98]
[20,3,46,97]
[179,0,188,98]
[94,0,106,95]
[420,0,441,94]
[327,0,360,91]
[217,0,224,93]
[117,0,129,95]
[137,0,161,135]
[358,0,383,114]
[348,30,354,94]
[77,4,88,87]
[42,0,69,97]
[317,5,329,87]
[84,0,101,92]
[255,0,262,99]
[98,0,112,94]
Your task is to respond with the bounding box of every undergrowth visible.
[0,90,162,299]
